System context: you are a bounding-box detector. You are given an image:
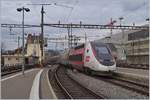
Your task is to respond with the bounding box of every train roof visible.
[91,41,117,51]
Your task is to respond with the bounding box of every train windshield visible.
[92,42,115,66]
[95,46,110,55]
[94,45,113,60]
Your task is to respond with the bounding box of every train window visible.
[69,54,82,61]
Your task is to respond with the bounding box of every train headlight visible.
[99,59,104,63]
[111,59,115,63]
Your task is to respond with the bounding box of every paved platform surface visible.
[1,68,40,99]
[40,67,56,99]
[116,67,149,77]
[1,69,33,79]
[1,66,57,99]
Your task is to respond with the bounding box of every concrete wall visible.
[95,28,149,65]
[125,38,149,65]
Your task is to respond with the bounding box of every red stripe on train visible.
[70,48,84,55]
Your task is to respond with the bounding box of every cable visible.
[66,0,78,23]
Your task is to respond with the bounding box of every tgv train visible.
[59,41,116,75]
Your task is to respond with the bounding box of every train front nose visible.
[96,62,116,71]
[99,58,115,66]
[90,42,116,72]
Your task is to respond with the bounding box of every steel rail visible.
[54,67,105,99]
[54,68,73,99]
[96,76,149,96]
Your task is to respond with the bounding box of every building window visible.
[8,57,11,60]
[128,30,149,41]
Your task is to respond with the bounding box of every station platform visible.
[114,67,149,86]
[1,68,40,99]
[116,67,149,77]
[40,67,57,99]
[1,67,56,99]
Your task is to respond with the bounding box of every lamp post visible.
[146,18,149,23]
[119,17,124,46]
[17,7,30,75]
[110,18,117,42]
[119,17,124,26]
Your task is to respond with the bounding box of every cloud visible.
[121,0,148,12]
[1,0,149,50]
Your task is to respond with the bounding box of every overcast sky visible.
[1,0,149,50]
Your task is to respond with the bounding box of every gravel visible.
[67,69,149,99]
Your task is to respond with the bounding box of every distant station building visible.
[2,55,23,66]
[1,33,47,66]
[1,49,23,66]
[26,34,42,63]
[26,34,48,64]
[96,25,149,65]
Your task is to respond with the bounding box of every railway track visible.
[1,65,35,76]
[54,66,104,99]
[1,69,22,76]
[95,76,149,96]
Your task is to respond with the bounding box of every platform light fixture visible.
[146,18,149,22]
[17,7,30,75]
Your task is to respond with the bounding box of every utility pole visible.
[17,36,20,62]
[9,26,12,35]
[67,23,73,48]
[107,18,117,43]
[18,36,20,49]
[27,3,51,66]
[110,18,113,37]
[70,23,73,48]
[55,42,58,51]
[119,17,124,46]
[41,5,44,63]
[67,25,70,49]
[73,35,76,47]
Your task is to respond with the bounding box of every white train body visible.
[59,41,116,75]
[84,42,116,72]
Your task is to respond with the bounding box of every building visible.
[96,25,149,65]
[125,29,149,65]
[26,34,42,62]
[1,55,23,66]
[1,34,45,66]
[26,34,48,63]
